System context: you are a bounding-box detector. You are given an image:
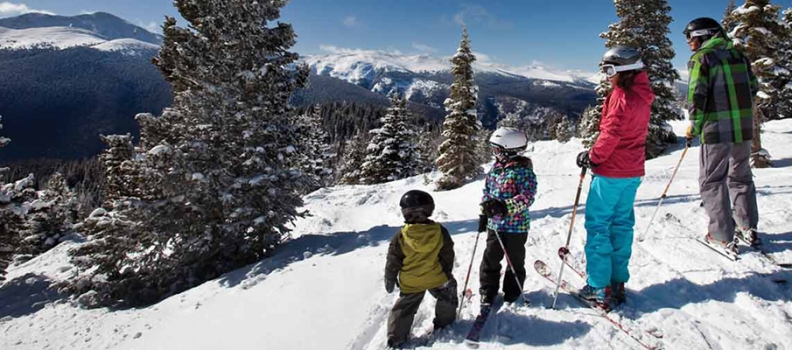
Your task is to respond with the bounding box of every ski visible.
[463,304,493,348]
[735,233,792,269]
[695,237,739,261]
[534,260,662,350]
[558,247,586,279]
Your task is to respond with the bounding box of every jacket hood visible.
[624,71,655,107]
[401,223,442,253]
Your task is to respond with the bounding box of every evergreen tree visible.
[723,0,739,34]
[19,173,76,258]
[68,0,309,307]
[415,124,443,174]
[436,28,482,191]
[474,128,493,167]
[777,8,792,119]
[0,174,36,281]
[0,115,19,281]
[578,79,611,148]
[730,0,785,167]
[555,116,574,143]
[98,134,136,202]
[293,104,335,192]
[336,130,371,185]
[601,0,681,158]
[359,93,419,184]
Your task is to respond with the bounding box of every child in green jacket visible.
[384,190,457,348]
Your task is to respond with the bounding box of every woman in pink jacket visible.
[575,46,655,309]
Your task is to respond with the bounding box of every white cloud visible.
[320,45,403,56]
[472,51,491,63]
[412,42,437,53]
[0,2,54,18]
[453,4,512,29]
[136,20,160,34]
[343,16,359,28]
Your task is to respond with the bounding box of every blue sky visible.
[3,0,792,71]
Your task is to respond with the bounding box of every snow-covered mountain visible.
[0,26,158,55]
[3,119,792,350]
[0,12,161,55]
[304,49,598,128]
[304,49,598,84]
[0,13,170,161]
[0,12,162,45]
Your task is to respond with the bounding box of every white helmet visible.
[489,127,527,151]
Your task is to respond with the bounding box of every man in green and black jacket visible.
[684,17,760,251]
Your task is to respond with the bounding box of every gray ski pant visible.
[699,141,758,242]
[387,279,458,345]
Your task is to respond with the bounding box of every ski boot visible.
[736,227,761,247]
[578,284,611,310]
[610,282,626,306]
[704,233,739,255]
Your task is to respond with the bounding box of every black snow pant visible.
[387,279,458,347]
[479,229,528,303]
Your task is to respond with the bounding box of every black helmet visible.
[683,17,724,42]
[400,190,435,223]
[600,46,644,77]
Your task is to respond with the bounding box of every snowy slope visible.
[93,38,160,55]
[3,120,792,350]
[0,26,106,49]
[0,26,160,55]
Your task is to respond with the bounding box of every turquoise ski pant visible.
[584,175,641,289]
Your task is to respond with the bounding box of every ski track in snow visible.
[3,120,792,349]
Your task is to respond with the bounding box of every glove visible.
[478,214,488,232]
[558,247,571,260]
[481,199,508,218]
[576,151,597,169]
[685,125,695,140]
[385,278,396,293]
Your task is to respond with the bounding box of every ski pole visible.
[637,142,690,242]
[551,166,588,309]
[457,216,485,319]
[492,229,530,306]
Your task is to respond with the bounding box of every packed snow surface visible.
[3,120,792,350]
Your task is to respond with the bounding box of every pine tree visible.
[578,79,611,148]
[436,28,482,191]
[415,124,443,174]
[359,93,419,184]
[68,0,309,307]
[474,128,493,167]
[336,130,371,185]
[730,0,785,167]
[723,0,739,34]
[555,116,574,143]
[777,8,792,119]
[601,0,681,158]
[0,115,19,281]
[99,134,136,202]
[0,174,36,281]
[19,173,75,258]
[293,105,335,192]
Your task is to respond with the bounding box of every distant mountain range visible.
[0,12,597,161]
[0,12,162,45]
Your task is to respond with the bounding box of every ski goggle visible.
[684,28,717,42]
[490,143,518,158]
[600,61,645,78]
